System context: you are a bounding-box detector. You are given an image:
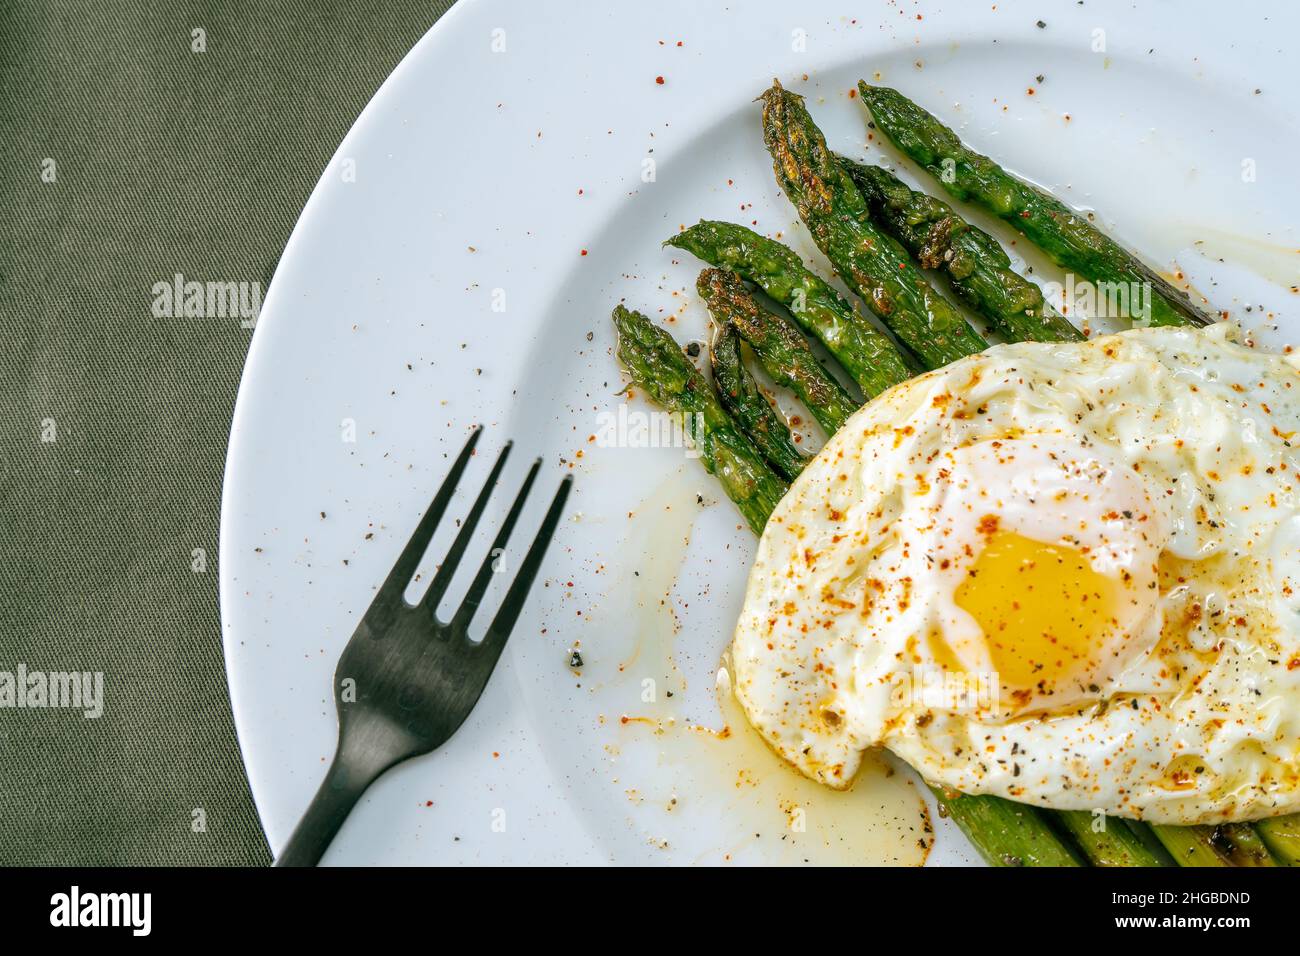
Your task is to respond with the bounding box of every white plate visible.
[221,0,1300,865]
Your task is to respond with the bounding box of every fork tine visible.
[450,458,541,632]
[418,440,513,617]
[367,427,481,622]
[479,474,573,654]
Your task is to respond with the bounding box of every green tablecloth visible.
[0,0,453,865]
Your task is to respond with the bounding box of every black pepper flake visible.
[685,341,701,357]
[1036,19,1046,28]
[568,649,584,668]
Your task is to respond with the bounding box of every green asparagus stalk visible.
[1054,811,1171,867]
[931,785,1083,867]
[1210,823,1278,867]
[1149,824,1234,867]
[709,322,807,481]
[838,156,1084,344]
[857,82,1214,329]
[666,221,915,397]
[1123,820,1180,866]
[612,305,788,534]
[760,80,989,369]
[1255,813,1300,865]
[697,268,857,436]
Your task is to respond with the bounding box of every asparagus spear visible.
[1149,824,1234,867]
[1256,814,1300,865]
[839,156,1084,344]
[931,785,1083,867]
[857,83,1214,329]
[1210,822,1278,867]
[697,268,857,436]
[1053,811,1170,867]
[709,322,807,481]
[666,221,915,396]
[760,80,989,369]
[612,305,788,534]
[1120,820,1180,866]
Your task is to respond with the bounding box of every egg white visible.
[731,324,1300,824]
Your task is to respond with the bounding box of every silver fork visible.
[275,427,572,866]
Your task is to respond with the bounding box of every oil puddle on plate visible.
[1166,225,1299,351]
[1184,228,1300,292]
[597,464,931,866]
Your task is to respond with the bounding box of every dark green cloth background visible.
[0,0,454,865]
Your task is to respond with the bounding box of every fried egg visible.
[731,324,1300,824]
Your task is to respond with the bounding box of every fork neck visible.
[274,739,398,867]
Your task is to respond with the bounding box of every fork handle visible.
[275,749,386,867]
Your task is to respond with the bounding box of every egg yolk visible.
[954,530,1121,702]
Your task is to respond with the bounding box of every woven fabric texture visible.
[0,0,454,865]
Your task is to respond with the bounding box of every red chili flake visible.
[655,75,665,85]
[848,88,857,98]
[1027,87,1036,95]
[676,40,683,47]
[580,249,588,256]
